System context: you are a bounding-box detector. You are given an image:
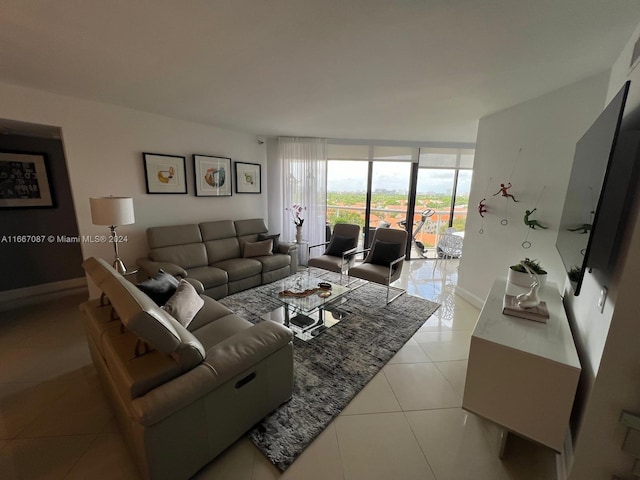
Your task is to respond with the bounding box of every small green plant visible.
[568,266,581,283]
[510,258,547,275]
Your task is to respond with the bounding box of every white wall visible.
[458,22,640,476]
[568,20,640,479]
[457,72,609,306]
[0,81,268,281]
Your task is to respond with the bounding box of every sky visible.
[327,160,472,195]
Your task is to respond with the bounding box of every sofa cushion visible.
[185,266,228,289]
[212,258,262,281]
[137,270,179,305]
[151,243,209,270]
[243,239,273,258]
[147,224,203,249]
[187,296,234,332]
[162,280,205,328]
[234,218,268,236]
[257,233,280,253]
[199,220,236,241]
[256,253,290,273]
[191,313,253,350]
[204,238,241,264]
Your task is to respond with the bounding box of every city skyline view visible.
[327,160,472,195]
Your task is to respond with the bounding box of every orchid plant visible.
[286,203,306,227]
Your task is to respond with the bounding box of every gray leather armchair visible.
[308,223,360,282]
[348,227,408,303]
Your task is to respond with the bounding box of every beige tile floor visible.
[0,260,557,479]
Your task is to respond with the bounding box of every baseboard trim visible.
[454,285,484,309]
[0,277,88,312]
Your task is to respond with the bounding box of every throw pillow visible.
[137,270,179,306]
[258,233,280,253]
[324,234,357,257]
[162,280,204,328]
[243,239,273,258]
[369,240,402,267]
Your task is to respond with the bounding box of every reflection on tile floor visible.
[0,260,556,479]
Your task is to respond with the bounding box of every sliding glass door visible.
[326,144,474,260]
[414,148,474,259]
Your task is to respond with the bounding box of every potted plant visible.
[508,258,548,288]
[568,266,582,284]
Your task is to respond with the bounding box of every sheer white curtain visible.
[279,137,327,253]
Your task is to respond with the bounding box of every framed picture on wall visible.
[193,155,232,197]
[235,162,261,194]
[143,153,187,194]
[0,151,55,208]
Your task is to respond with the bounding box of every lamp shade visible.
[90,197,135,226]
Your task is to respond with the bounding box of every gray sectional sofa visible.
[137,218,297,299]
[81,257,294,480]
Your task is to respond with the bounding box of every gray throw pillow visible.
[324,234,357,257]
[370,240,402,267]
[243,239,273,258]
[162,279,205,328]
[137,270,179,306]
[258,233,280,253]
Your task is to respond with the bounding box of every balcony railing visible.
[326,204,468,248]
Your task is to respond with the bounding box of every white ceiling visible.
[2,0,640,143]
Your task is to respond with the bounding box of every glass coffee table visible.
[260,273,365,341]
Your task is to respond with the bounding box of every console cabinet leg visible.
[499,429,509,459]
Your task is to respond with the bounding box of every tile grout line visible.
[400,410,439,480]
[61,433,101,479]
[331,421,347,480]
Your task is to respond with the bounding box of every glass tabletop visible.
[259,272,368,341]
[262,273,352,315]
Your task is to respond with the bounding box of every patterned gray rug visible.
[219,269,440,471]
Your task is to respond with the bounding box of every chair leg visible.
[386,283,405,304]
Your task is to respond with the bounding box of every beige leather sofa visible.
[137,218,297,299]
[81,257,294,480]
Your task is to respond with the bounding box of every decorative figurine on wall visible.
[493,182,519,202]
[495,148,524,226]
[478,176,493,234]
[520,186,547,249]
[568,223,592,234]
[478,198,487,218]
[524,208,548,229]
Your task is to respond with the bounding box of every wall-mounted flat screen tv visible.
[556,81,637,295]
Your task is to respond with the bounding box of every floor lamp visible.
[90,196,135,274]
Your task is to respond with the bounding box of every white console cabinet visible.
[462,278,581,453]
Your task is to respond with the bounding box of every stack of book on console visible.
[502,294,550,323]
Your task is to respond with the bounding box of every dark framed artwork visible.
[143,153,187,194]
[0,151,55,208]
[193,155,232,197]
[235,162,261,194]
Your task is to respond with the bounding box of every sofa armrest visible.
[129,321,293,426]
[183,278,204,294]
[137,257,188,279]
[204,321,293,383]
[278,242,298,274]
[278,241,297,255]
